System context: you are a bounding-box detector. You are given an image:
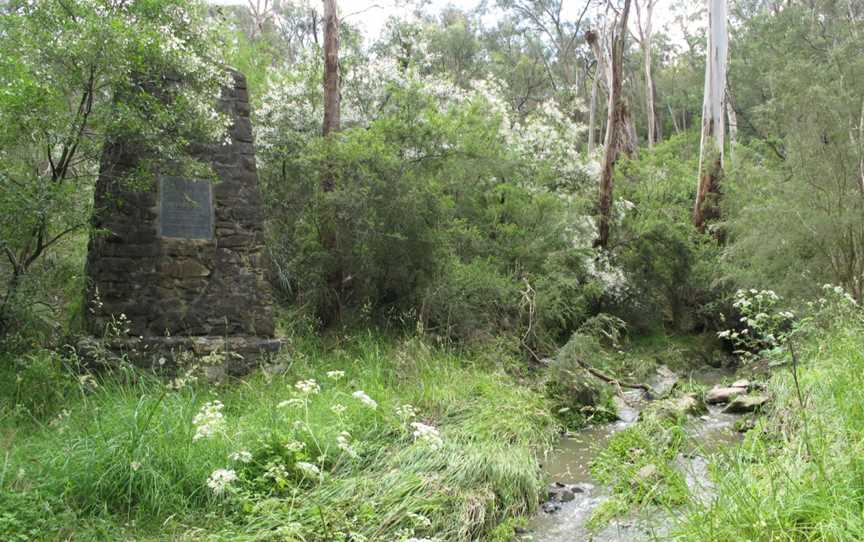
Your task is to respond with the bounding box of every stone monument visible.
[84,71,279,371]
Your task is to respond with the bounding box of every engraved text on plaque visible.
[158,176,213,240]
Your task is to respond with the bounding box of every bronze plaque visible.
[158,176,213,240]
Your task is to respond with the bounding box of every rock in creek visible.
[706,386,747,404]
[643,393,706,422]
[731,379,751,389]
[735,416,757,432]
[541,501,562,514]
[648,365,680,398]
[547,482,585,503]
[723,394,769,414]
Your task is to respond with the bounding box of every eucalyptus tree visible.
[632,0,660,147]
[494,0,591,93]
[322,0,340,143]
[586,6,638,160]
[595,0,633,250]
[693,0,727,231]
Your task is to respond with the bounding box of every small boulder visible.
[706,386,746,404]
[731,379,751,389]
[556,489,576,502]
[547,483,576,503]
[647,393,706,422]
[723,394,769,414]
[649,365,680,398]
[542,501,562,514]
[634,463,659,484]
[613,395,639,423]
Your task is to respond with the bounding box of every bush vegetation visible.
[0,334,558,541]
[2,0,863,540]
[675,305,864,540]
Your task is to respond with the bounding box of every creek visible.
[521,366,743,542]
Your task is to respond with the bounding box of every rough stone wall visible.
[85,71,275,341]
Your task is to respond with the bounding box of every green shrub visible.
[420,258,520,343]
[608,134,726,333]
[259,81,598,346]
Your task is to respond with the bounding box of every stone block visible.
[85,69,278,372]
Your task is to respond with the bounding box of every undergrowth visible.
[674,313,864,541]
[0,333,558,541]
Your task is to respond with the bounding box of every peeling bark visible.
[322,0,340,142]
[587,16,638,161]
[595,0,632,250]
[693,0,728,231]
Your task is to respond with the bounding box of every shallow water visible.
[522,367,741,542]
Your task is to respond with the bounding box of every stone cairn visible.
[84,70,280,373]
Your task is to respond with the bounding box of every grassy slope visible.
[0,333,558,541]
[675,319,864,541]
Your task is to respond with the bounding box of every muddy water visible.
[522,368,742,542]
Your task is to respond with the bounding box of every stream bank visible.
[521,366,754,542]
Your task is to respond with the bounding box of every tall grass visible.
[674,318,864,541]
[0,333,558,540]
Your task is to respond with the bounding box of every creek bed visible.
[521,367,743,542]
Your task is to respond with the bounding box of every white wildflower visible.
[229,450,253,463]
[326,370,345,380]
[396,404,418,421]
[336,431,358,458]
[294,379,320,395]
[207,468,237,494]
[284,440,306,452]
[263,462,289,482]
[192,401,225,441]
[278,398,305,409]
[352,390,378,409]
[130,461,142,472]
[410,422,443,448]
[295,461,321,478]
[330,403,347,415]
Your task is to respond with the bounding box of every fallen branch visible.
[575,358,654,396]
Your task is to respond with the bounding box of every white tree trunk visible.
[587,15,638,160]
[693,0,728,231]
[638,0,656,147]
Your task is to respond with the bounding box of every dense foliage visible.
[0,0,230,344]
[2,0,864,539]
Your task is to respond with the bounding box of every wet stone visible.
[541,501,562,514]
[723,394,769,414]
[706,386,746,404]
